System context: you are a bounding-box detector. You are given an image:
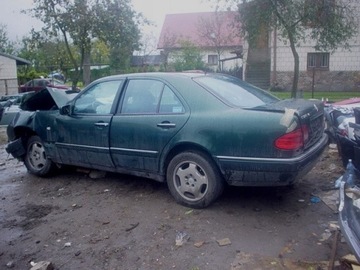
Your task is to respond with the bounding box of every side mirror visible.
[60,104,71,115]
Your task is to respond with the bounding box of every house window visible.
[307,53,330,70]
[208,55,218,65]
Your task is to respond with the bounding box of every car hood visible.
[20,87,78,111]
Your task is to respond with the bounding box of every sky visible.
[0,0,217,42]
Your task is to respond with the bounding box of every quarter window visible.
[159,86,184,114]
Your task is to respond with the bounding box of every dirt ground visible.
[0,127,356,270]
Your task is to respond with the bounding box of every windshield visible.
[194,74,279,108]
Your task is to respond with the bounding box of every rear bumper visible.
[339,172,360,262]
[217,133,328,186]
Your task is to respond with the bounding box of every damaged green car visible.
[6,73,328,208]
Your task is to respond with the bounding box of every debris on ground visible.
[125,222,139,232]
[317,190,339,212]
[340,254,360,269]
[6,261,14,268]
[231,252,331,270]
[216,238,231,246]
[175,231,189,246]
[29,261,54,270]
[310,196,321,204]
[194,241,205,248]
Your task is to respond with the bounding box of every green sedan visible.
[6,72,328,208]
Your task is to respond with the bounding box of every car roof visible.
[94,72,206,82]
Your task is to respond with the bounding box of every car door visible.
[54,80,123,169]
[110,78,190,172]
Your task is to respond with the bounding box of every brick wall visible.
[276,70,360,92]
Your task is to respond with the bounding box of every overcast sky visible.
[0,0,216,42]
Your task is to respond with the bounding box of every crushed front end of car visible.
[6,88,77,160]
[339,160,360,262]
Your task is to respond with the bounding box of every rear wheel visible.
[24,135,55,176]
[166,151,224,208]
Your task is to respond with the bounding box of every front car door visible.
[110,78,190,173]
[54,79,123,169]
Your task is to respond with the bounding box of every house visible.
[0,52,31,96]
[157,12,243,72]
[244,1,360,91]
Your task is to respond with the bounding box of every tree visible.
[19,30,71,70]
[133,32,159,72]
[197,9,240,71]
[30,0,141,87]
[0,24,15,54]
[93,0,142,72]
[158,30,178,71]
[17,30,76,81]
[173,40,206,71]
[218,0,357,98]
[30,0,94,87]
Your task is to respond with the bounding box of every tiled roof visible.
[158,11,242,49]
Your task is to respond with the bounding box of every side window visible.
[121,79,163,114]
[74,80,122,114]
[159,86,184,113]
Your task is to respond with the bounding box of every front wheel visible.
[166,151,224,208]
[24,135,55,177]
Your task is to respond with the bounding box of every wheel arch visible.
[12,126,38,156]
[162,142,222,177]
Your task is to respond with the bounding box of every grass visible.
[271,91,360,102]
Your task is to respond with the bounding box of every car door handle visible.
[157,122,176,128]
[94,122,109,127]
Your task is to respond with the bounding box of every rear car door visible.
[110,78,190,172]
[54,80,122,168]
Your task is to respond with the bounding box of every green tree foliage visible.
[172,40,206,71]
[93,0,142,72]
[18,30,74,71]
[91,39,110,65]
[219,0,358,97]
[30,0,141,86]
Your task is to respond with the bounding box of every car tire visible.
[24,135,55,177]
[166,151,224,208]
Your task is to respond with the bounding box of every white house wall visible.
[271,42,360,72]
[0,55,19,95]
[269,0,360,92]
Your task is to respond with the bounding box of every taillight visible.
[275,125,308,151]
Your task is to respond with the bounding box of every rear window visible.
[194,75,279,108]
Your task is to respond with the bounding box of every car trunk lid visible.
[253,99,325,150]
[20,88,78,111]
